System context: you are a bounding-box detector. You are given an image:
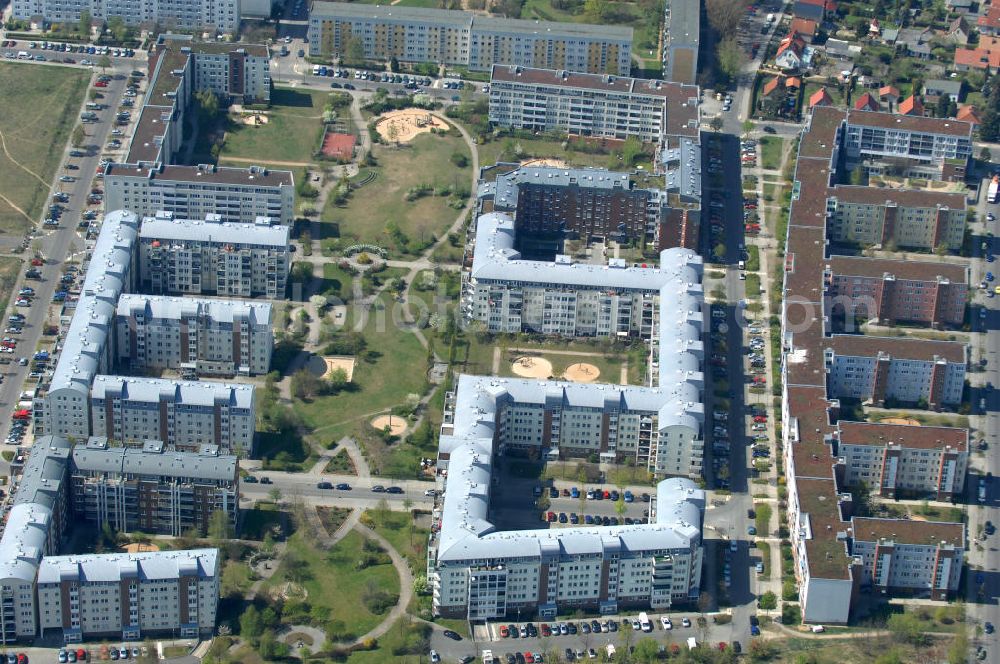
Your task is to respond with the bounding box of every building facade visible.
[90,376,256,457]
[825,336,966,408]
[488,66,699,144]
[842,110,973,179]
[850,518,964,598]
[37,211,140,440]
[12,0,242,33]
[826,256,968,327]
[36,549,220,643]
[308,2,632,75]
[825,188,967,251]
[104,164,294,226]
[836,421,968,499]
[138,212,290,298]
[115,294,273,377]
[70,438,239,536]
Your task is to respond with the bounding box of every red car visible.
[540,623,551,636]
[546,511,556,522]
[30,258,43,266]
[94,80,107,88]
[499,625,510,638]
[525,653,535,664]
[718,642,728,651]
[754,415,768,422]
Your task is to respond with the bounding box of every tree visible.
[710,116,725,132]
[981,147,993,164]
[71,125,86,148]
[935,93,951,118]
[633,637,660,663]
[980,72,1000,141]
[706,0,747,39]
[193,89,220,125]
[584,0,610,22]
[389,56,399,72]
[290,367,325,399]
[344,34,365,65]
[98,54,111,72]
[78,10,92,35]
[239,605,262,643]
[267,487,283,504]
[621,135,643,167]
[328,366,349,391]
[758,590,777,610]
[716,38,743,84]
[207,509,233,545]
[107,15,132,43]
[887,612,928,645]
[372,498,391,527]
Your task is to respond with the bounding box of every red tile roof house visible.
[898,94,925,116]
[957,104,982,126]
[954,45,1000,72]
[854,92,880,112]
[776,34,808,70]
[878,85,900,105]
[979,4,1000,35]
[810,87,834,108]
[790,18,819,43]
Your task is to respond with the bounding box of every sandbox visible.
[121,543,160,553]
[563,362,601,383]
[878,417,921,426]
[371,414,408,436]
[521,158,570,168]
[511,356,553,379]
[322,355,356,382]
[374,109,449,143]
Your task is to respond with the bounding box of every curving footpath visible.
[347,522,416,647]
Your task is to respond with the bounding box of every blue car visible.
[570,487,580,498]
[988,272,995,282]
[989,255,996,263]
[750,625,760,636]
[748,526,757,536]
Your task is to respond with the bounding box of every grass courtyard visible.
[0,258,22,314]
[262,530,400,642]
[759,136,785,171]
[0,62,88,235]
[219,88,350,166]
[322,131,472,255]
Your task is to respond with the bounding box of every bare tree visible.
[705,0,747,39]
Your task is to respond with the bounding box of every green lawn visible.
[759,136,784,171]
[341,618,431,663]
[240,501,290,540]
[476,135,633,170]
[292,294,429,444]
[220,87,335,165]
[366,509,430,575]
[0,258,22,315]
[264,530,400,641]
[323,131,471,255]
[321,262,356,303]
[0,62,88,235]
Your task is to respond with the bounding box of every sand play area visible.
[371,414,408,436]
[879,417,921,426]
[563,363,600,383]
[121,543,160,553]
[512,356,553,379]
[522,158,569,168]
[322,355,356,381]
[241,112,269,126]
[374,109,449,143]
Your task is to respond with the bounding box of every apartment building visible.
[661,0,701,85]
[433,378,705,618]
[90,376,256,457]
[465,212,705,345]
[138,211,291,298]
[836,421,968,499]
[825,255,968,327]
[780,106,970,625]
[0,437,72,642]
[851,518,964,597]
[36,549,220,643]
[115,294,273,377]
[70,438,239,537]
[842,110,973,179]
[825,187,967,251]
[488,66,700,144]
[104,164,294,226]
[308,2,632,75]
[11,0,242,33]
[37,210,140,440]
[824,336,966,408]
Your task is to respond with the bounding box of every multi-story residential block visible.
[37,211,140,439]
[0,436,221,643]
[825,187,967,251]
[0,437,72,642]
[488,65,700,144]
[464,212,705,346]
[90,376,256,457]
[836,421,968,499]
[139,211,290,298]
[850,518,964,597]
[661,0,701,84]
[36,549,220,643]
[11,0,242,33]
[779,106,971,625]
[115,294,273,376]
[104,164,294,226]
[825,255,968,327]
[842,109,973,180]
[308,2,632,75]
[432,378,705,619]
[70,438,239,536]
[824,335,966,408]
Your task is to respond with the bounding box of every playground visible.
[373,109,449,143]
[371,414,408,436]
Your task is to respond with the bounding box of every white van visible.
[810,625,825,633]
[17,51,29,60]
